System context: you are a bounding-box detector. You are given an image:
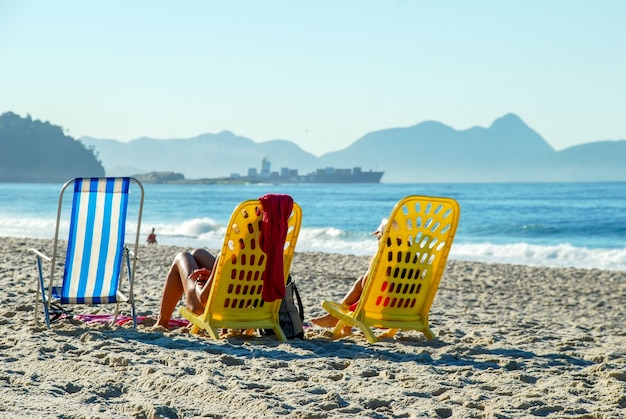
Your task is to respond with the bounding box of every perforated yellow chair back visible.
[322,195,460,342]
[181,199,301,341]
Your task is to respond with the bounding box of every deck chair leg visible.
[34,254,51,329]
[206,327,221,340]
[331,321,344,339]
[359,325,379,343]
[131,303,137,329]
[34,257,41,328]
[112,303,120,327]
[379,328,399,339]
[123,247,137,329]
[272,327,288,342]
[180,307,220,339]
[422,327,435,340]
[34,292,39,328]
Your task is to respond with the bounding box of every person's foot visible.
[310,314,339,328]
[155,315,172,330]
[151,324,170,332]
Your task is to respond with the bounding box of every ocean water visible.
[2,181,625,271]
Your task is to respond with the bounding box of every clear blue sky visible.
[1,1,624,156]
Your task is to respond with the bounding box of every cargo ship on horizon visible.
[231,158,384,184]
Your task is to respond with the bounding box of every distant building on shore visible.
[230,158,384,184]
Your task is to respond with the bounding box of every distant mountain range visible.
[79,113,626,183]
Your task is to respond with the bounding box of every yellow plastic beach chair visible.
[321,195,460,343]
[180,197,302,341]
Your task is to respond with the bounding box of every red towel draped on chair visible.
[259,193,294,302]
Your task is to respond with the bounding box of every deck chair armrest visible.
[125,246,141,262]
[28,248,52,262]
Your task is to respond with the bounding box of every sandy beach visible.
[1,236,625,418]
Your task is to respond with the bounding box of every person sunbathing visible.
[156,194,294,329]
[310,218,387,330]
[156,248,217,328]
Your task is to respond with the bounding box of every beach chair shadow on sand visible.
[28,177,144,329]
[322,195,460,343]
[180,196,301,342]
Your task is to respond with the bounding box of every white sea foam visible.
[3,215,625,271]
[146,226,626,271]
[0,216,59,239]
[0,187,626,270]
[451,242,626,271]
[154,217,219,237]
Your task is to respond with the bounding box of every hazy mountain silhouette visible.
[79,113,626,182]
[81,131,319,180]
[4,111,624,183]
[318,113,560,182]
[539,140,626,181]
[0,112,104,182]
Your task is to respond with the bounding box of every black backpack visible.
[262,274,305,339]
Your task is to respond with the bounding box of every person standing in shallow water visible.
[147,228,157,245]
[310,218,387,329]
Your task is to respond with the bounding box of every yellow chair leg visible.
[379,328,399,339]
[422,327,435,340]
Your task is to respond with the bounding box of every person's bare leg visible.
[190,248,216,269]
[156,249,218,328]
[311,275,365,328]
[156,251,202,327]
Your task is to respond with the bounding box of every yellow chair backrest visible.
[182,199,302,340]
[322,195,459,342]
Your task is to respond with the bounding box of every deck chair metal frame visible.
[180,199,301,341]
[322,195,460,343]
[29,177,144,329]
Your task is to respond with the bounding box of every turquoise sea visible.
[1,182,625,271]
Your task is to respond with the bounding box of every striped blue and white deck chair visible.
[29,177,144,329]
